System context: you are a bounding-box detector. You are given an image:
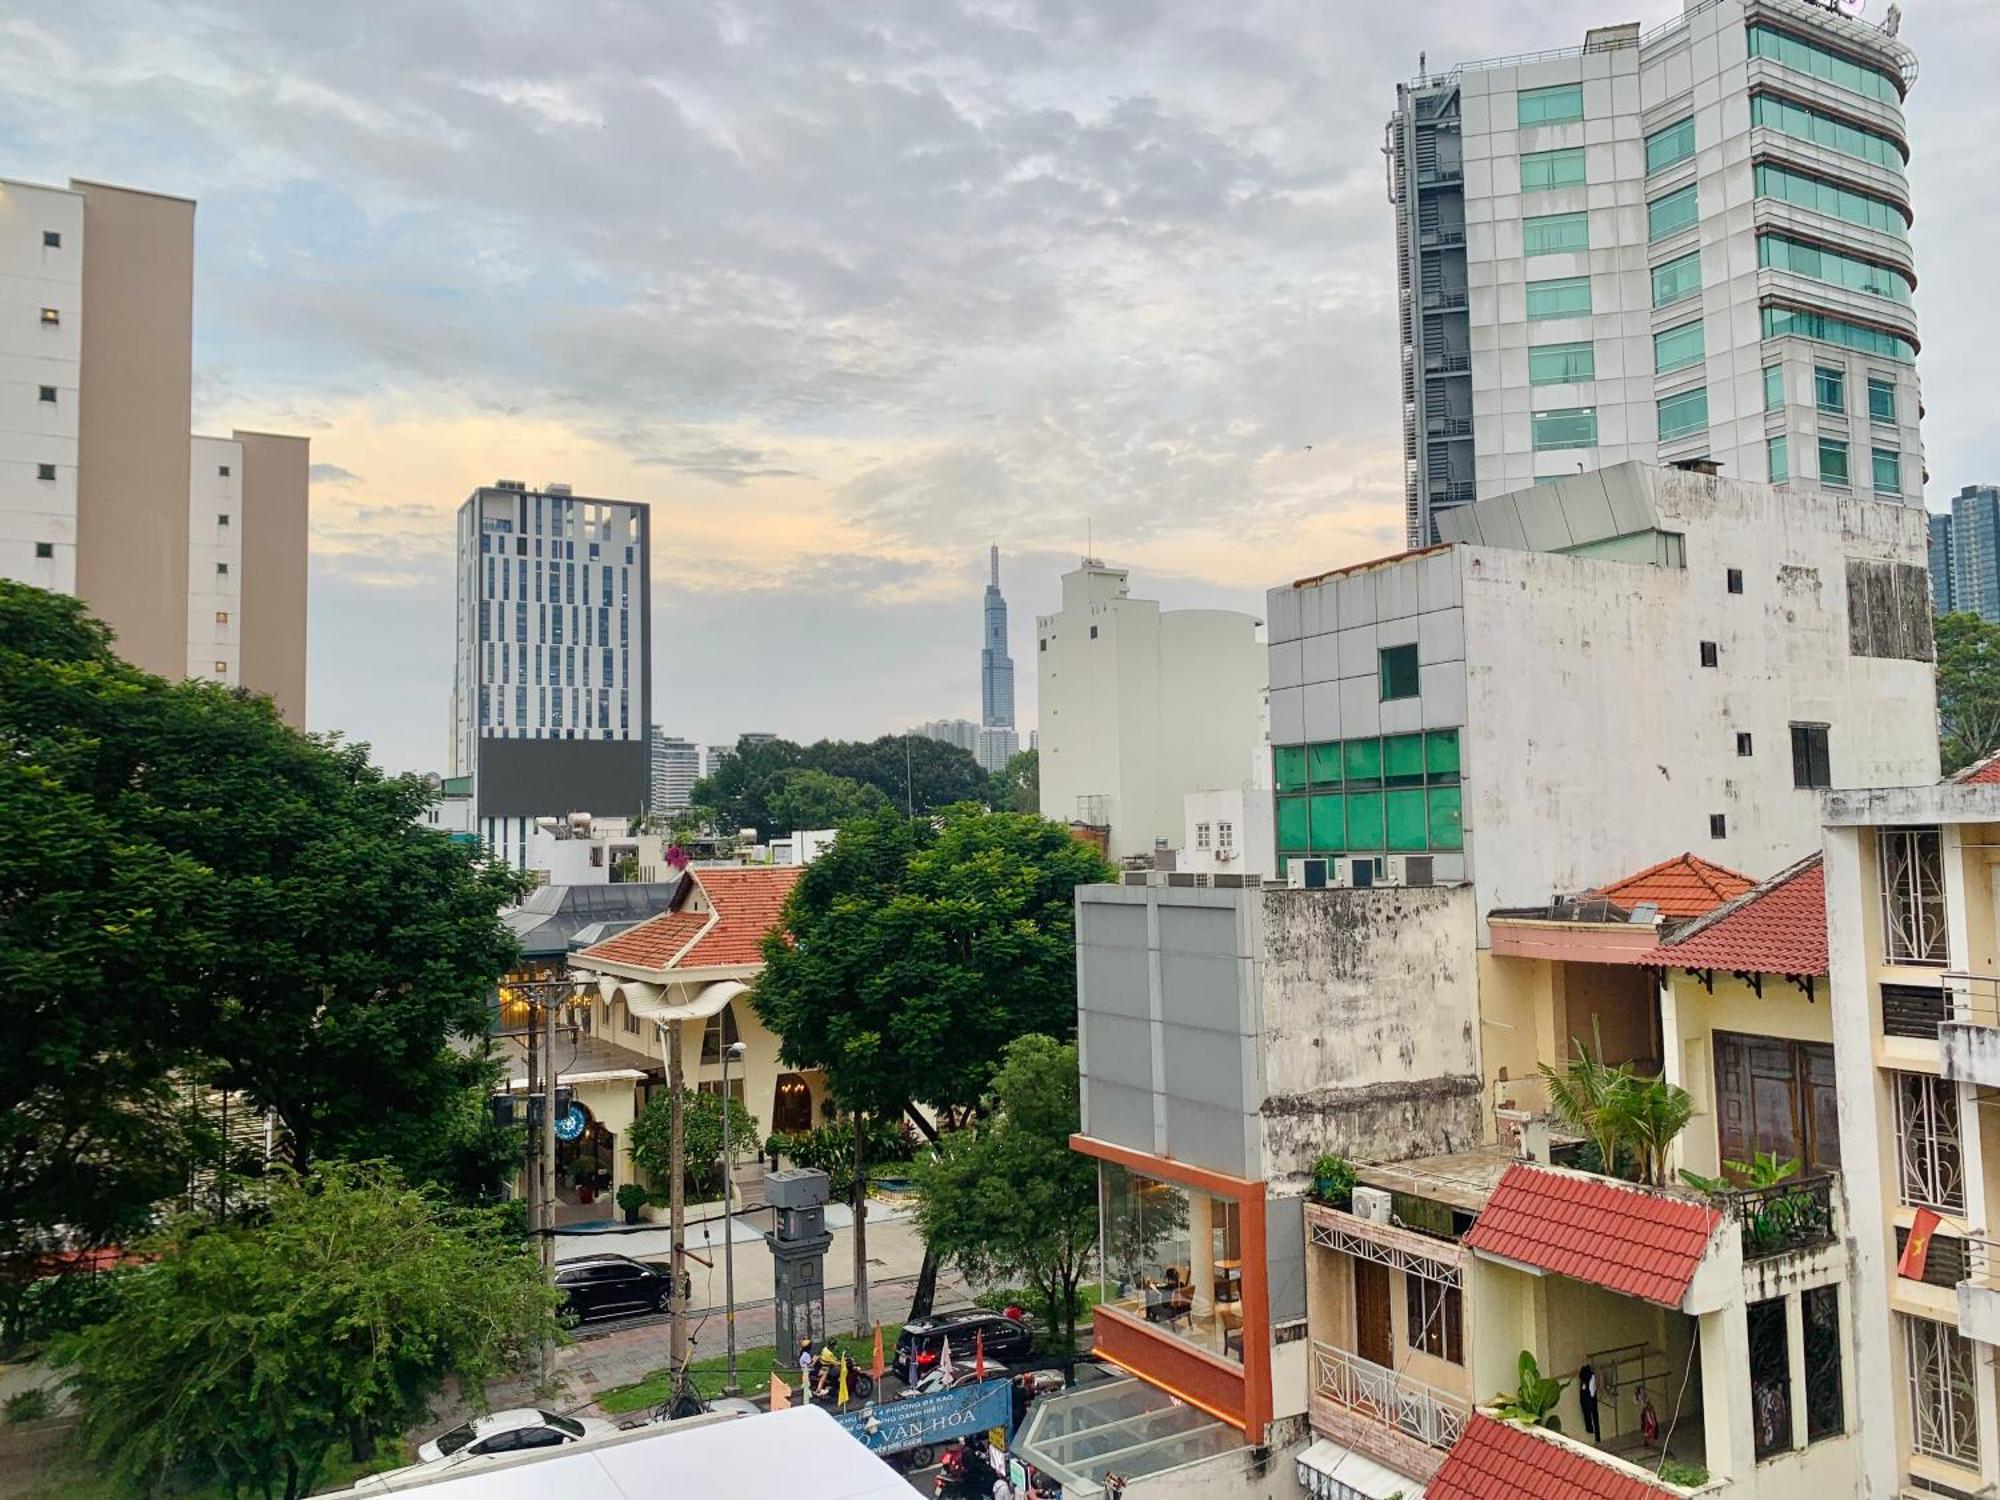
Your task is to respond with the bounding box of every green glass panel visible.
[1274,744,1307,791]
[1819,437,1850,487]
[1520,148,1586,191]
[1868,378,1896,423]
[1277,794,1310,852]
[1764,365,1785,412]
[1873,447,1901,495]
[1528,341,1594,385]
[1532,408,1597,450]
[1654,321,1704,374]
[1346,791,1384,850]
[1762,305,1914,363]
[1526,275,1591,320]
[1309,794,1346,853]
[1386,789,1428,852]
[1518,84,1583,126]
[1657,387,1708,441]
[1751,93,1903,171]
[1758,233,1912,303]
[1651,250,1702,308]
[1768,433,1789,482]
[1747,23,1901,105]
[1379,644,1419,701]
[1815,366,1845,413]
[1428,788,1464,851]
[1645,117,1696,174]
[1425,729,1461,780]
[1753,162,1906,239]
[1307,741,1343,787]
[1384,733,1426,786]
[1523,211,1589,256]
[1343,737,1382,786]
[1647,183,1699,241]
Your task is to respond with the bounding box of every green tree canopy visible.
[987,748,1039,814]
[691,734,992,834]
[57,1163,556,1500]
[1937,610,2000,773]
[765,767,894,832]
[628,1085,758,1198]
[910,1034,1098,1345]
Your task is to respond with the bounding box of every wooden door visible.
[1353,1260,1393,1369]
[1713,1032,1842,1176]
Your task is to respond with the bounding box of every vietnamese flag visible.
[1900,1207,1943,1280]
[871,1324,885,1385]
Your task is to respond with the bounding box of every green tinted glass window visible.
[1379,645,1419,701]
[1651,250,1701,308]
[1751,93,1904,171]
[1309,794,1346,852]
[1524,212,1589,255]
[1647,183,1699,242]
[1307,741,1343,786]
[1654,321,1705,374]
[1427,788,1464,851]
[1386,789,1429,852]
[1425,729,1461,781]
[1345,791,1384,850]
[1645,117,1696,173]
[1277,794,1310,851]
[1343,738,1382,787]
[1519,84,1584,125]
[1764,306,1913,362]
[1520,148,1586,191]
[1872,447,1901,495]
[1768,433,1789,482]
[1815,366,1845,413]
[1384,734,1426,785]
[1526,276,1591,320]
[1657,387,1709,441]
[1758,233,1912,303]
[1754,162,1906,238]
[1532,407,1597,450]
[1274,744,1307,791]
[1528,341,1594,385]
[1747,23,1902,105]
[1764,365,1785,412]
[1868,378,1896,423]
[1819,437,1850,487]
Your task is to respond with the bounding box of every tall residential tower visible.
[1388,0,1921,545]
[978,544,1019,771]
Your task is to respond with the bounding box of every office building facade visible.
[979,544,1016,771]
[913,717,979,753]
[1930,510,1955,614]
[1944,484,2000,621]
[649,730,702,812]
[452,480,652,867]
[1388,0,1922,545]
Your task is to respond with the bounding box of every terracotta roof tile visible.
[678,865,805,967]
[574,909,709,970]
[1652,853,1825,977]
[1462,1164,1721,1309]
[1954,752,2000,785]
[1429,1415,1678,1500]
[1590,852,1756,919]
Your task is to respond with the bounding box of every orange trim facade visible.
[1070,1134,1273,1438]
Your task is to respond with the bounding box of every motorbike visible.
[808,1348,877,1404]
[932,1442,992,1500]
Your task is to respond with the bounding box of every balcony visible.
[1421,288,1469,311]
[1940,972,2000,1088]
[1715,1174,1836,1261]
[1423,350,1471,375]
[1958,1237,2000,1346]
[1426,415,1473,439]
[1309,1340,1468,1481]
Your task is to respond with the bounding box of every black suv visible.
[554,1253,669,1322]
[893,1309,1033,1382]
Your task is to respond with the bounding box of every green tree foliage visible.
[986,748,1039,814]
[56,1163,557,1500]
[692,734,992,834]
[0,582,528,1265]
[628,1086,759,1198]
[911,1035,1098,1345]
[765,768,894,832]
[1936,611,2000,773]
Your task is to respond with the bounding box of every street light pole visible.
[721,1039,746,1395]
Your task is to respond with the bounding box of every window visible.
[1790,723,1831,788]
[1818,437,1849,487]
[1089,625,1098,639]
[1647,183,1699,241]
[213,660,228,674]
[1880,827,1945,965]
[215,611,229,624]
[699,1002,742,1065]
[36,463,55,481]
[38,308,58,326]
[215,562,229,575]
[34,541,53,559]
[1645,116,1696,174]
[1868,377,1896,423]
[1657,387,1708,441]
[1528,341,1594,385]
[1764,365,1785,412]
[1748,22,1903,105]
[1727,567,1744,595]
[1523,211,1589,255]
[1404,1274,1464,1363]
[1814,366,1845,413]
[1754,162,1907,238]
[1379,644,1419,701]
[42,230,60,248]
[1737,731,1754,756]
[1651,250,1701,308]
[1526,276,1591,320]
[1099,1161,1244,1366]
[1520,148,1586,191]
[1762,305,1915,363]
[1895,1071,1964,1211]
[1758,233,1912,304]
[1905,1316,1980,1470]
[1217,821,1234,850]
[1654,321,1704,374]
[1275,731,1462,855]
[1700,640,1719,668]
[1768,434,1789,482]
[217,513,230,526]
[1195,822,1211,849]
[1803,1287,1845,1443]
[1714,1033,1841,1175]
[1750,93,1904,170]
[1518,84,1583,126]
[1274,745,1308,792]
[1531,407,1596,450]
[1711,813,1728,838]
[1748,1298,1793,1460]
[219,464,231,477]
[1872,447,1901,496]
[37,385,55,403]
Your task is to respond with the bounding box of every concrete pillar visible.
[1658,973,1687,1182]
[1700,1303,1753,1482]
[1786,1290,1809,1454]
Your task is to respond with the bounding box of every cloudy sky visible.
[4,0,1994,774]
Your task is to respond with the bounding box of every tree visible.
[986,748,1039,814]
[628,1086,758,1198]
[691,734,992,835]
[1937,611,2000,773]
[56,1163,557,1500]
[765,768,893,832]
[911,1035,1098,1346]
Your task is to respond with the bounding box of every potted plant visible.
[1310,1153,1356,1210]
[573,1162,597,1205]
[1493,1351,1568,1431]
[616,1183,649,1226]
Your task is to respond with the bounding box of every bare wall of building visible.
[235,429,309,725]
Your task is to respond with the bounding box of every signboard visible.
[553,1101,590,1142]
[834,1378,1013,1458]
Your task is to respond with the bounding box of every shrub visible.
[1310,1153,1356,1209]
[4,1387,52,1423]
[1656,1458,1709,1487]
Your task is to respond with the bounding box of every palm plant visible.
[1538,1020,1634,1173]
[1605,1075,1695,1187]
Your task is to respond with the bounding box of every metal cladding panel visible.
[1082,1078,1155,1157]
[476,736,650,818]
[1084,1010,1153,1090]
[1264,1196,1307,1325]
[1164,1094,1250,1179]
[1160,1021,1250,1114]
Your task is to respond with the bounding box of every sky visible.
[3,0,1995,775]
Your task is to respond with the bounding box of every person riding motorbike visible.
[809,1339,876,1404]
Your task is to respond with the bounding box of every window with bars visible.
[1803,1286,1844,1442]
[1748,1298,1793,1460]
[1404,1273,1464,1364]
[1195,822,1211,849]
[1789,723,1830,789]
[1879,826,1946,964]
[1893,1072,1964,1212]
[1905,1315,1980,1471]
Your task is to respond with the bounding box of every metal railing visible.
[1422,289,1469,310]
[1943,972,2000,1029]
[1718,1173,1836,1259]
[1311,1341,1469,1453]
[1424,351,1472,374]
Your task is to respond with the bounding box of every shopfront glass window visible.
[1100,1161,1245,1365]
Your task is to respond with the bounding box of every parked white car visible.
[415,1408,618,1465]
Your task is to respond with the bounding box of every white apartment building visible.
[913,717,980,754]
[451,480,652,869]
[0,176,309,719]
[1389,0,1922,545]
[1036,560,1266,863]
[649,730,702,813]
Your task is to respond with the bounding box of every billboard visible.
[833,1379,1013,1458]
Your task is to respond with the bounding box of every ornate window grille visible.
[1803,1286,1844,1442]
[1894,1072,1965,1212]
[1905,1315,1980,1470]
[1880,827,1946,965]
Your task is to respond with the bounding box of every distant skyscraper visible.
[650,730,702,811]
[1950,485,2000,621]
[705,743,733,778]
[914,718,980,753]
[978,545,1017,771]
[1930,511,1955,614]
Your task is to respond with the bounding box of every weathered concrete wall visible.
[1254,885,1484,1185]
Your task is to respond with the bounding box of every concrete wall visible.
[1181,786,1276,879]
[185,435,241,687]
[0,179,83,592]
[235,429,309,725]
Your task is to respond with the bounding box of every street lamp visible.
[722,1038,747,1395]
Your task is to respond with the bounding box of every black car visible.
[554,1253,669,1321]
[893,1309,1032,1382]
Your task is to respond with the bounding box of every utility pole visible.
[665,1017,688,1382]
[541,989,559,1283]
[721,1040,746,1394]
[524,992,540,1265]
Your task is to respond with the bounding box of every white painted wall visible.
[1180,788,1275,879]
[0,179,83,593]
[186,435,242,685]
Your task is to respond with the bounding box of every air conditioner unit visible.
[1287,857,1330,890]
[1215,847,1236,862]
[1329,858,1353,889]
[1384,855,1436,888]
[1352,1186,1394,1224]
[1348,856,1379,889]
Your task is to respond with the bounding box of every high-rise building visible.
[1945,485,2000,621]
[705,743,734,779]
[1387,2,1921,545]
[0,176,309,719]
[913,718,979,753]
[451,480,652,868]
[1930,510,1956,614]
[650,729,702,812]
[979,545,1016,773]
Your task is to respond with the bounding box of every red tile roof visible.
[1291,542,1451,590]
[574,908,709,970]
[1954,751,2000,785]
[1463,1164,1721,1308]
[1428,1414,1678,1500]
[678,865,805,967]
[1652,854,1825,978]
[1590,852,1756,919]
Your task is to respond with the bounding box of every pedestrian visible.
[798,1337,816,1405]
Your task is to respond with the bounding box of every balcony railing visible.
[1311,1340,1469,1453]
[1945,972,2000,1027]
[1718,1173,1836,1259]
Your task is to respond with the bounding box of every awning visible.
[1296,1439,1427,1500]
[1013,1375,1242,1491]
[599,977,747,1025]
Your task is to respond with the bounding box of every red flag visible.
[975,1328,985,1382]
[871,1324,885,1385]
[1900,1207,1942,1280]
[770,1374,792,1411]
